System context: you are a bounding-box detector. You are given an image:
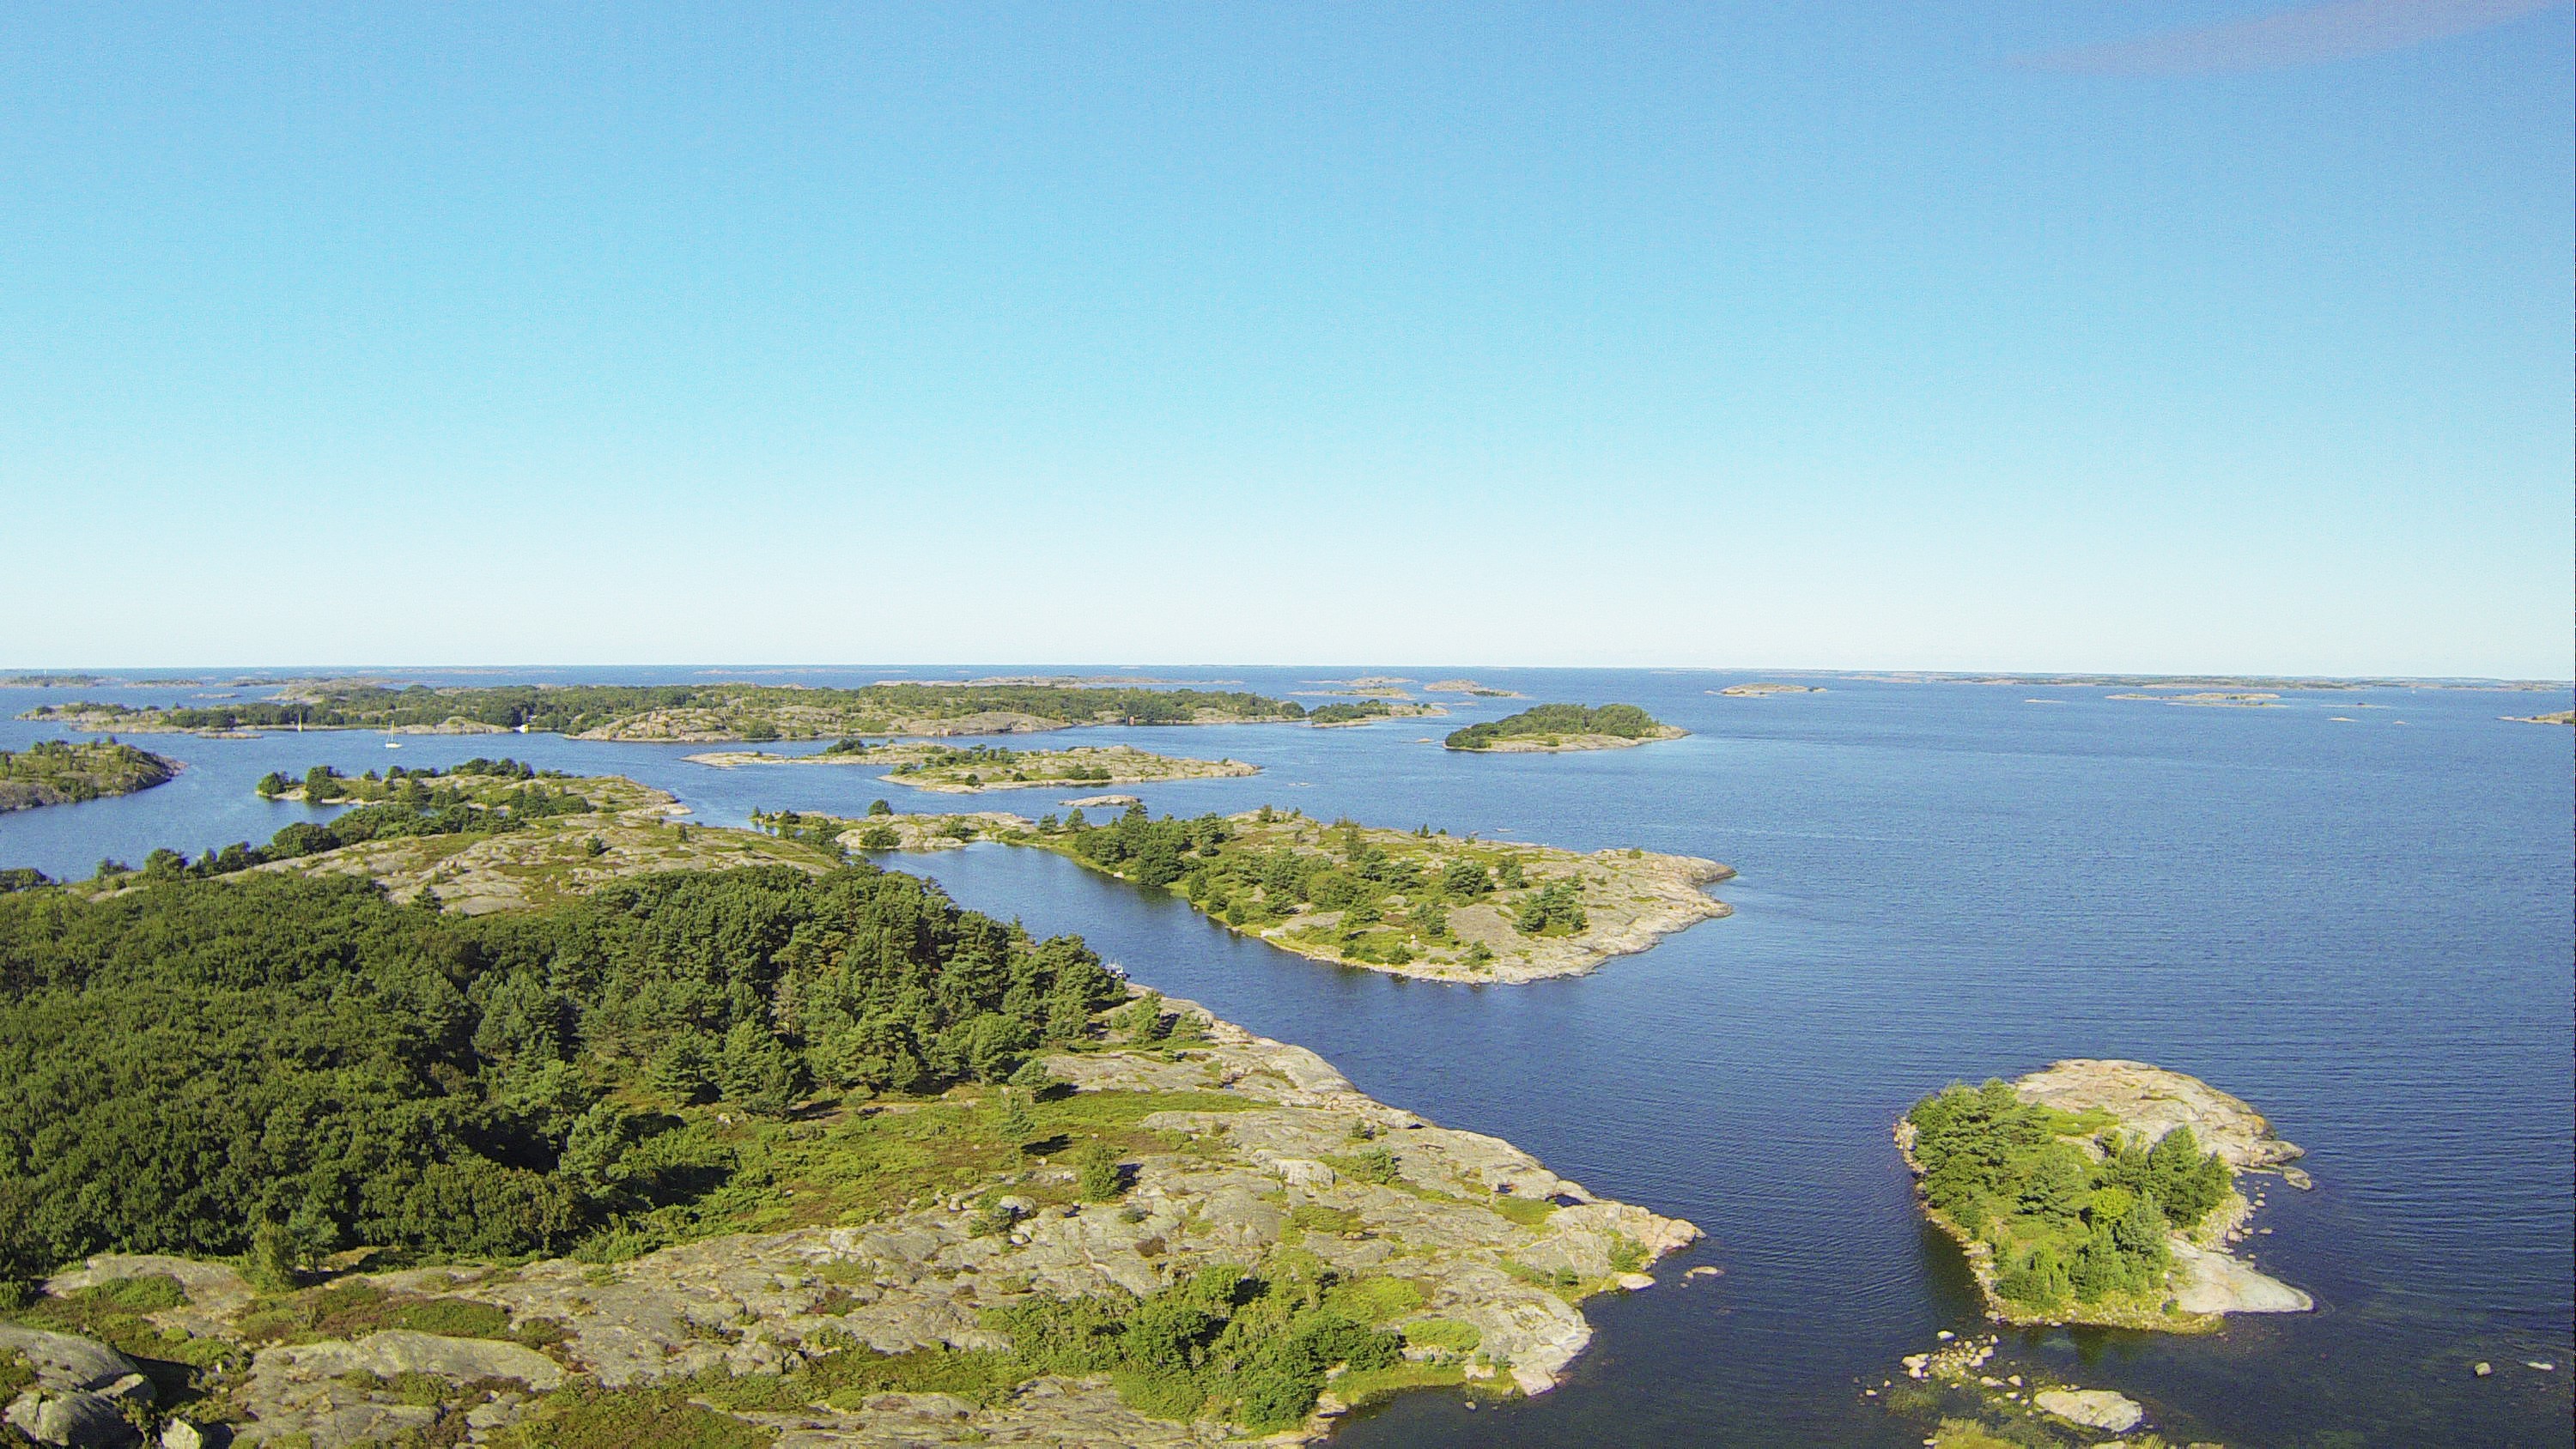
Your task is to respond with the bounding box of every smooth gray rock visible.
[4,1387,143,1447]
[0,1325,144,1395]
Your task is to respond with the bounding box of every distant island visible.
[1712,682,1821,697]
[1423,679,1523,697]
[773,803,1733,982]
[1898,1060,2312,1334]
[687,740,1259,792]
[2107,691,2279,707]
[0,783,1698,1446]
[0,738,178,813]
[1307,698,1448,726]
[2,673,113,688]
[2505,710,2574,725]
[19,680,1311,741]
[1443,703,1685,753]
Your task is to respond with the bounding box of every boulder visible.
[4,1388,142,1447]
[2169,1240,2313,1314]
[2033,1387,2145,1433]
[0,1326,145,1396]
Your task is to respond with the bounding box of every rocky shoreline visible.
[2,1002,1701,1448]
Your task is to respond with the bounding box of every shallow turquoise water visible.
[3,668,2568,1446]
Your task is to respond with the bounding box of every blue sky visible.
[3,3,2567,676]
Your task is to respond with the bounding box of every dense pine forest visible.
[0,863,1123,1293]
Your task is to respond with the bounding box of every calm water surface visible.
[3,668,2569,1447]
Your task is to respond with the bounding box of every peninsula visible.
[687,740,1259,792]
[0,802,1699,1447]
[2505,710,2574,725]
[1443,703,1686,753]
[1897,1060,2312,1333]
[19,679,1310,741]
[768,804,1734,982]
[0,738,178,813]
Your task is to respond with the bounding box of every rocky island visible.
[764,804,1733,983]
[2105,692,2281,707]
[0,805,1699,1446]
[20,680,1311,742]
[1897,1060,2312,1334]
[0,738,179,813]
[1711,683,1821,697]
[687,740,1259,793]
[1442,703,1686,753]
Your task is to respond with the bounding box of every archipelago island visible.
[685,740,1259,793]
[758,803,1732,983]
[0,771,1699,1447]
[0,738,178,813]
[19,679,1312,741]
[1898,1060,2312,1335]
[1442,703,1686,753]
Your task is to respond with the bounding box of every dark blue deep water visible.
[3,667,2569,1447]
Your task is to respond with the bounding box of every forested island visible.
[764,804,1733,982]
[686,740,1259,793]
[1305,699,1447,726]
[19,680,1310,741]
[1898,1061,2312,1333]
[1443,703,1685,753]
[0,795,1698,1446]
[0,739,178,813]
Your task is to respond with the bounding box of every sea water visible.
[2,668,2567,1447]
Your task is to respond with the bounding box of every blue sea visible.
[3,667,2569,1447]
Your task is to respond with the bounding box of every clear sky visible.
[3,3,2568,677]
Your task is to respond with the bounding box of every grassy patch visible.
[1287,1203,1364,1235]
[234,1281,532,1347]
[1400,1318,1480,1353]
[1486,1195,1556,1228]
[690,1340,1027,1412]
[494,1381,775,1449]
[1322,1276,1425,1325]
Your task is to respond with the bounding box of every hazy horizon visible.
[3,3,2567,676]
